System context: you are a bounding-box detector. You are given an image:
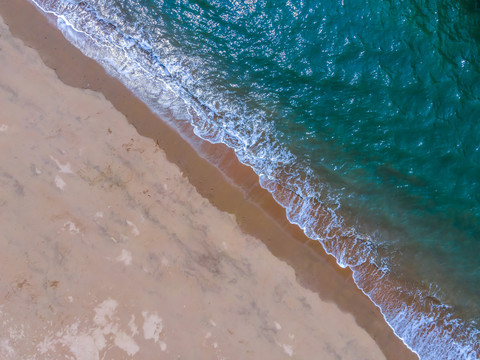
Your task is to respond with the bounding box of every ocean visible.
[32,0,480,358]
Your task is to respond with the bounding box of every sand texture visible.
[0,15,390,360]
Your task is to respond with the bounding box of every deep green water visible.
[37,0,480,358]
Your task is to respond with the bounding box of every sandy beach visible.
[0,1,418,359]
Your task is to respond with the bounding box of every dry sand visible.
[0,1,418,359]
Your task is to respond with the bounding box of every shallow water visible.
[34,0,480,358]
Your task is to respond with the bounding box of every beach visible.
[0,1,418,359]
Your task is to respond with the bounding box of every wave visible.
[31,0,480,358]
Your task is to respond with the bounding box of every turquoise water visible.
[35,0,480,358]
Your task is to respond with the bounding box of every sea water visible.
[33,0,480,358]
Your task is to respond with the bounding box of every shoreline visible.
[0,1,418,359]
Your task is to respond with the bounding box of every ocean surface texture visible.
[34,0,480,358]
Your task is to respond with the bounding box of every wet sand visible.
[0,1,418,359]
